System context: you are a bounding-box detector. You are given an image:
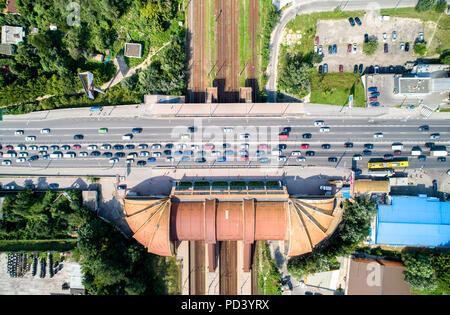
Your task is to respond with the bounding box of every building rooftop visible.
[398,77,431,95]
[5,0,18,14]
[124,43,142,58]
[354,180,390,194]
[375,195,450,247]
[0,43,14,56]
[347,258,410,295]
[1,25,24,45]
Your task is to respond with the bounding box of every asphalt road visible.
[0,117,448,171]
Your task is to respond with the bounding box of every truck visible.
[391,143,403,151]
[431,146,447,156]
[411,146,422,156]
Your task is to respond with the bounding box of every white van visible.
[122,134,133,140]
[271,149,281,156]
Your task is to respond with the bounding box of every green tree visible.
[414,42,428,56]
[363,39,378,56]
[431,254,450,294]
[415,0,437,12]
[278,54,311,96]
[402,251,438,292]
[435,0,447,12]
[440,50,450,64]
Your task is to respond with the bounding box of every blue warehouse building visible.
[373,195,450,247]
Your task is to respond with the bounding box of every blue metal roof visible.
[376,196,450,247]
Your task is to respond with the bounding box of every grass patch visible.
[158,256,182,295]
[239,0,251,86]
[439,108,450,112]
[309,72,365,107]
[0,239,77,252]
[257,241,282,295]
[379,7,450,56]
[208,0,216,83]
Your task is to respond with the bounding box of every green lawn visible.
[380,7,450,56]
[309,72,365,107]
[257,241,282,295]
[239,0,250,86]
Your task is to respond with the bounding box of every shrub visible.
[435,0,447,12]
[414,42,428,56]
[415,0,436,12]
[363,39,378,56]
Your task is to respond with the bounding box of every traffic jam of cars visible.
[0,123,446,167]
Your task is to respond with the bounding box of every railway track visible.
[219,241,237,295]
[189,240,205,295]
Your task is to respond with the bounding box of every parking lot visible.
[316,11,423,74]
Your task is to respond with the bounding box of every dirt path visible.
[215,0,240,103]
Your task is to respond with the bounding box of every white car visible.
[151,144,162,150]
[5,152,17,158]
[383,32,387,42]
[318,45,323,55]
[127,153,138,159]
[314,120,325,126]
[39,146,48,151]
[320,127,330,133]
[373,132,383,138]
[126,158,135,164]
[241,143,250,150]
[297,156,306,162]
[18,152,29,158]
[166,157,174,162]
[418,32,423,41]
[80,152,88,157]
[177,143,187,149]
[139,151,150,157]
[400,42,404,50]
[223,127,234,133]
[152,152,161,157]
[314,45,318,54]
[88,145,98,150]
[212,151,222,156]
[271,149,281,156]
[278,156,287,162]
[16,158,26,163]
[191,145,199,150]
[2,160,12,166]
[29,145,38,151]
[41,128,51,134]
[352,43,357,53]
[15,130,24,135]
[109,158,119,164]
[353,154,362,161]
[291,151,302,156]
[122,134,133,140]
[25,136,36,141]
[392,31,397,41]
[16,145,26,151]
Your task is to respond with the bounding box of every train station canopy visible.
[375,195,450,247]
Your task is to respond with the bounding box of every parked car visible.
[348,44,352,53]
[371,92,380,97]
[349,17,355,26]
[354,64,358,73]
[318,65,323,74]
[438,157,446,162]
[48,184,59,190]
[339,65,343,72]
[364,33,369,43]
[137,160,147,166]
[355,17,361,26]
[383,32,387,42]
[328,45,332,54]
[400,42,404,50]
[384,43,388,53]
[353,154,362,161]
[353,43,357,53]
[370,102,380,107]
[368,86,377,92]
[359,64,364,74]
[333,44,337,54]
[418,155,427,161]
[369,97,378,102]
[323,63,328,74]
[405,42,410,51]
[259,158,269,163]
[392,31,397,41]
[314,36,319,45]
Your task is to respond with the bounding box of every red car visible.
[72,144,81,150]
[5,145,13,150]
[241,155,249,161]
[258,144,268,149]
[394,150,402,156]
[369,97,377,102]
[301,144,310,149]
[314,36,319,45]
[347,44,352,53]
[339,65,343,72]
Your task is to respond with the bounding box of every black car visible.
[345,142,354,148]
[223,143,231,149]
[364,33,369,43]
[354,64,358,73]
[389,65,394,73]
[328,157,338,162]
[195,158,206,163]
[364,143,374,149]
[125,144,135,150]
[102,152,113,158]
[355,17,362,25]
[322,144,331,149]
[348,17,355,26]
[137,160,147,166]
[188,126,197,133]
[425,142,435,149]
[132,128,143,134]
[323,63,328,74]
[113,144,124,150]
[302,133,312,139]
[164,150,172,156]
[318,65,323,74]
[363,150,372,156]
[27,155,39,162]
[90,151,101,157]
[384,43,388,53]
[165,143,174,149]
[48,183,59,189]
[115,152,125,158]
[405,42,409,51]
[279,144,287,150]
[305,151,315,156]
[418,155,427,161]
[438,157,447,162]
[73,134,84,140]
[384,154,394,160]
[419,125,429,131]
[359,64,364,74]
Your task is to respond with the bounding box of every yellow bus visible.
[368,160,409,169]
